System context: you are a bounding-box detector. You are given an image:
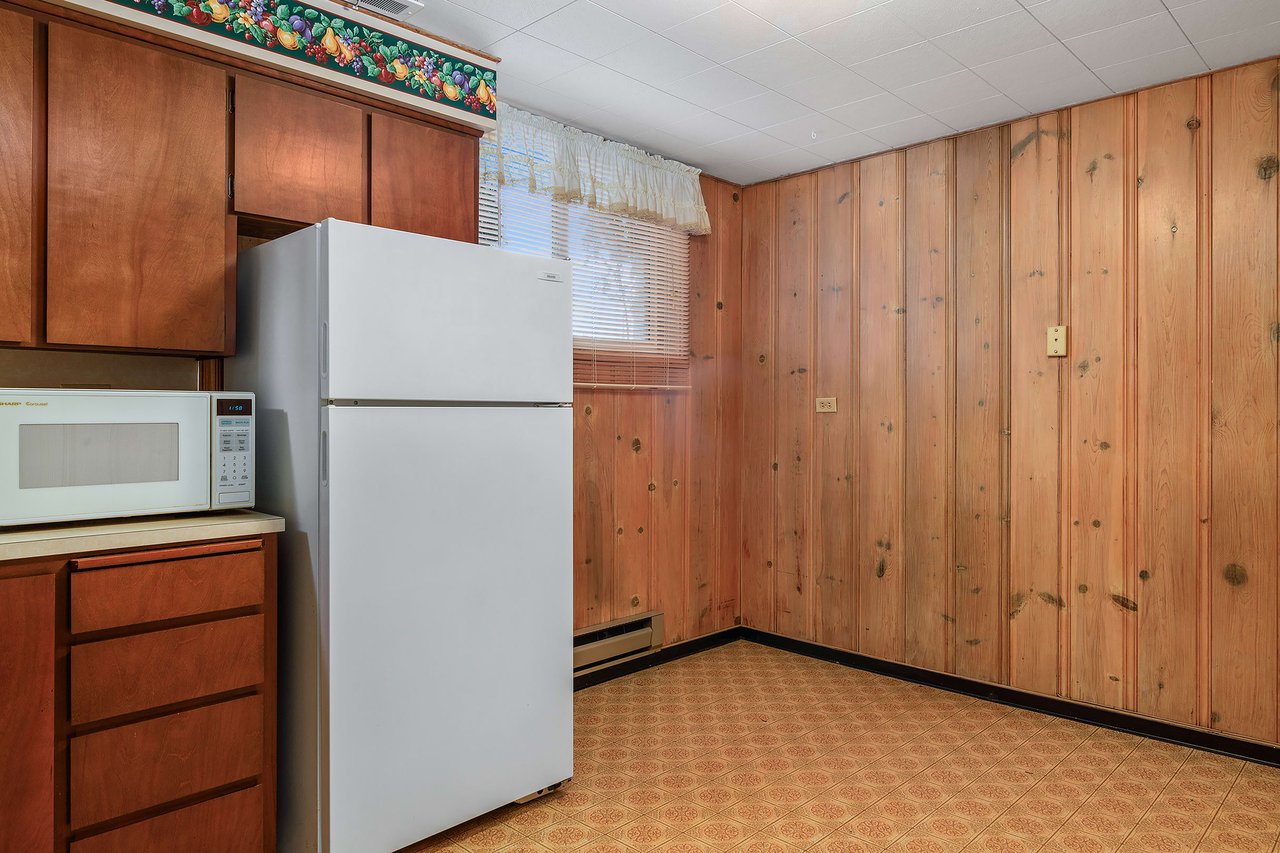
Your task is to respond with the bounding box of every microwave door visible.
[0,392,211,526]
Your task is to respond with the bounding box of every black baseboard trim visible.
[740,627,1280,768]
[575,624,1280,767]
[572,626,742,690]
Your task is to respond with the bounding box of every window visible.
[479,125,691,389]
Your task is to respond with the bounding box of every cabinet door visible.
[233,76,365,225]
[0,573,55,853]
[46,26,230,353]
[0,10,34,344]
[370,113,477,242]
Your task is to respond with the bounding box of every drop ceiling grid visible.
[407,0,1280,184]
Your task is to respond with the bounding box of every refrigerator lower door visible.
[322,404,573,853]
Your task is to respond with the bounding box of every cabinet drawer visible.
[71,785,262,853]
[72,615,264,724]
[71,695,262,829]
[71,543,264,633]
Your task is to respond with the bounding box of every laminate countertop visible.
[0,510,286,561]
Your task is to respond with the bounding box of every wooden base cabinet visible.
[0,533,276,853]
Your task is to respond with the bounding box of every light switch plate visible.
[816,397,837,413]
[1047,325,1067,357]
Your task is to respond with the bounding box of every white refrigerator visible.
[227,219,574,853]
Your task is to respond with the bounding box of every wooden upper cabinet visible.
[233,76,365,225]
[370,113,478,242]
[0,10,34,345]
[0,573,56,853]
[46,25,230,353]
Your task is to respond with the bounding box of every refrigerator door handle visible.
[321,429,329,486]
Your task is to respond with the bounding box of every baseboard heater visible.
[573,611,664,675]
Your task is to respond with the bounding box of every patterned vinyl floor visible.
[418,640,1280,852]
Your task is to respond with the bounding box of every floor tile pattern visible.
[418,641,1280,852]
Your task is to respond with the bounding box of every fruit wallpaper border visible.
[105,0,497,118]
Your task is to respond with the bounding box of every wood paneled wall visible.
[739,58,1280,744]
[572,177,742,644]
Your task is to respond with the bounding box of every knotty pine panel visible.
[713,181,745,632]
[903,140,952,672]
[813,163,858,651]
[1067,95,1132,710]
[1208,60,1278,743]
[613,392,655,620]
[1135,78,1202,725]
[856,152,906,660]
[740,182,778,631]
[774,174,816,641]
[1007,113,1065,696]
[953,128,1006,684]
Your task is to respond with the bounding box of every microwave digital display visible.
[217,398,253,416]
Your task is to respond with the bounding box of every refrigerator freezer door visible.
[322,220,572,404]
[323,404,573,853]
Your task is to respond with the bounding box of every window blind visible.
[479,125,691,389]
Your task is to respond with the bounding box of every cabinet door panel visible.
[0,573,55,853]
[46,25,229,352]
[0,10,34,344]
[233,76,364,225]
[370,113,477,242]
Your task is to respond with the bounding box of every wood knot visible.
[1223,563,1248,586]
[1186,117,1200,130]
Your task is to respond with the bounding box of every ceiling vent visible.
[351,0,423,22]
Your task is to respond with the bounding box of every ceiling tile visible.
[724,38,847,87]
[733,0,891,36]
[928,11,1056,68]
[799,6,925,66]
[710,159,788,185]
[745,147,832,177]
[677,66,770,109]
[896,69,998,113]
[791,69,886,111]
[825,92,922,130]
[972,42,1090,91]
[1063,12,1189,70]
[407,0,514,50]
[1193,19,1280,70]
[929,93,1026,131]
[497,79,595,126]
[669,110,754,145]
[574,108,703,159]
[1003,71,1110,113]
[589,0,722,30]
[760,110,855,146]
[597,33,716,86]
[714,90,813,126]
[487,32,590,85]
[926,92,1024,129]
[865,113,954,147]
[1090,45,1208,93]
[523,0,651,60]
[541,63,650,111]
[1022,0,1167,41]
[1171,0,1280,43]
[852,41,963,90]
[703,131,793,161]
[664,4,789,63]
[804,131,885,162]
[446,0,573,28]
[881,0,1021,39]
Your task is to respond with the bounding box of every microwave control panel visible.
[212,394,255,508]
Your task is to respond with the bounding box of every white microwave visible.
[0,389,255,527]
